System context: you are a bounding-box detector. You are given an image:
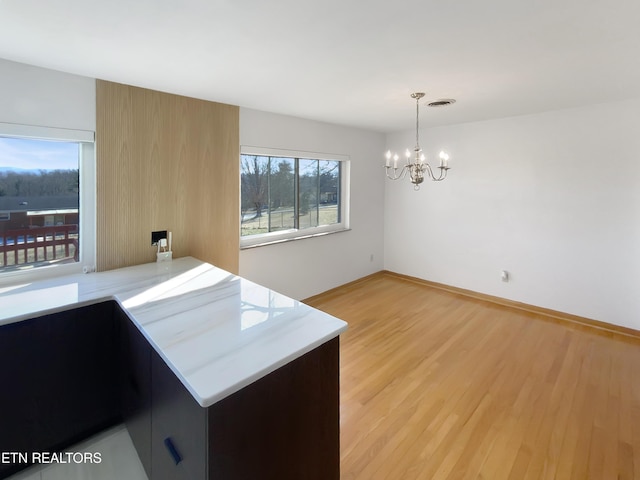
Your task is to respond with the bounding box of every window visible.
[240,148,349,247]
[0,123,95,280]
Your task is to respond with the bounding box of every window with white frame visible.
[0,123,95,279]
[240,148,349,247]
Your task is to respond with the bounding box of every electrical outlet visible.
[151,230,167,246]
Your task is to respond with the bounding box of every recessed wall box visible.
[151,230,168,246]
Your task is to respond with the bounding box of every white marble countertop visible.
[0,257,348,407]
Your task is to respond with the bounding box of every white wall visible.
[239,108,386,300]
[0,58,95,130]
[7,57,637,327]
[385,98,640,329]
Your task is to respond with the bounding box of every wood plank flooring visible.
[305,272,640,480]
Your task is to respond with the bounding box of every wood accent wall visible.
[96,80,239,273]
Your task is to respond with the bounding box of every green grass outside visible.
[241,205,339,236]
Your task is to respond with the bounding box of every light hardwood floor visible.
[306,272,640,480]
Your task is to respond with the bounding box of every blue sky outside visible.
[0,137,79,170]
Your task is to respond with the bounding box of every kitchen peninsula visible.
[0,257,347,479]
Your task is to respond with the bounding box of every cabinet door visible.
[208,337,340,480]
[151,350,207,480]
[0,301,120,479]
[118,306,152,478]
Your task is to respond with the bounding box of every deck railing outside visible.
[0,225,78,268]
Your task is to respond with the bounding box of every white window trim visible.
[0,122,96,286]
[240,146,350,249]
[0,122,94,143]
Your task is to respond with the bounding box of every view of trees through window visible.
[0,137,80,271]
[241,154,341,238]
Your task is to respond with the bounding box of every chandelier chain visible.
[415,96,420,152]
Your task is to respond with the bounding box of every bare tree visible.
[240,156,268,218]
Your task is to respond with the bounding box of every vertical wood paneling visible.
[186,100,240,272]
[96,80,239,273]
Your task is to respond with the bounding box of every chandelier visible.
[384,92,451,190]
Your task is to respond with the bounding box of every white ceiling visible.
[1,0,639,133]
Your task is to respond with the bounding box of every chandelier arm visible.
[421,163,451,182]
[384,165,409,181]
[423,163,435,180]
[432,167,450,182]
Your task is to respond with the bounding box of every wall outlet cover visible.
[157,251,173,263]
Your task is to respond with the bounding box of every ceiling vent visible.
[427,99,456,107]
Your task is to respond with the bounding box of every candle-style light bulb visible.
[420,153,426,164]
[439,151,449,167]
[385,150,391,167]
[393,154,399,169]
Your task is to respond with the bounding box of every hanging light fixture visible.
[384,92,451,190]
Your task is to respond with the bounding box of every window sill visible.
[240,228,351,250]
[0,261,86,288]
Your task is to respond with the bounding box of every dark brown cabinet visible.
[206,336,340,480]
[150,350,207,480]
[1,301,341,480]
[122,320,340,480]
[118,307,152,477]
[0,301,121,479]
[119,306,207,480]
